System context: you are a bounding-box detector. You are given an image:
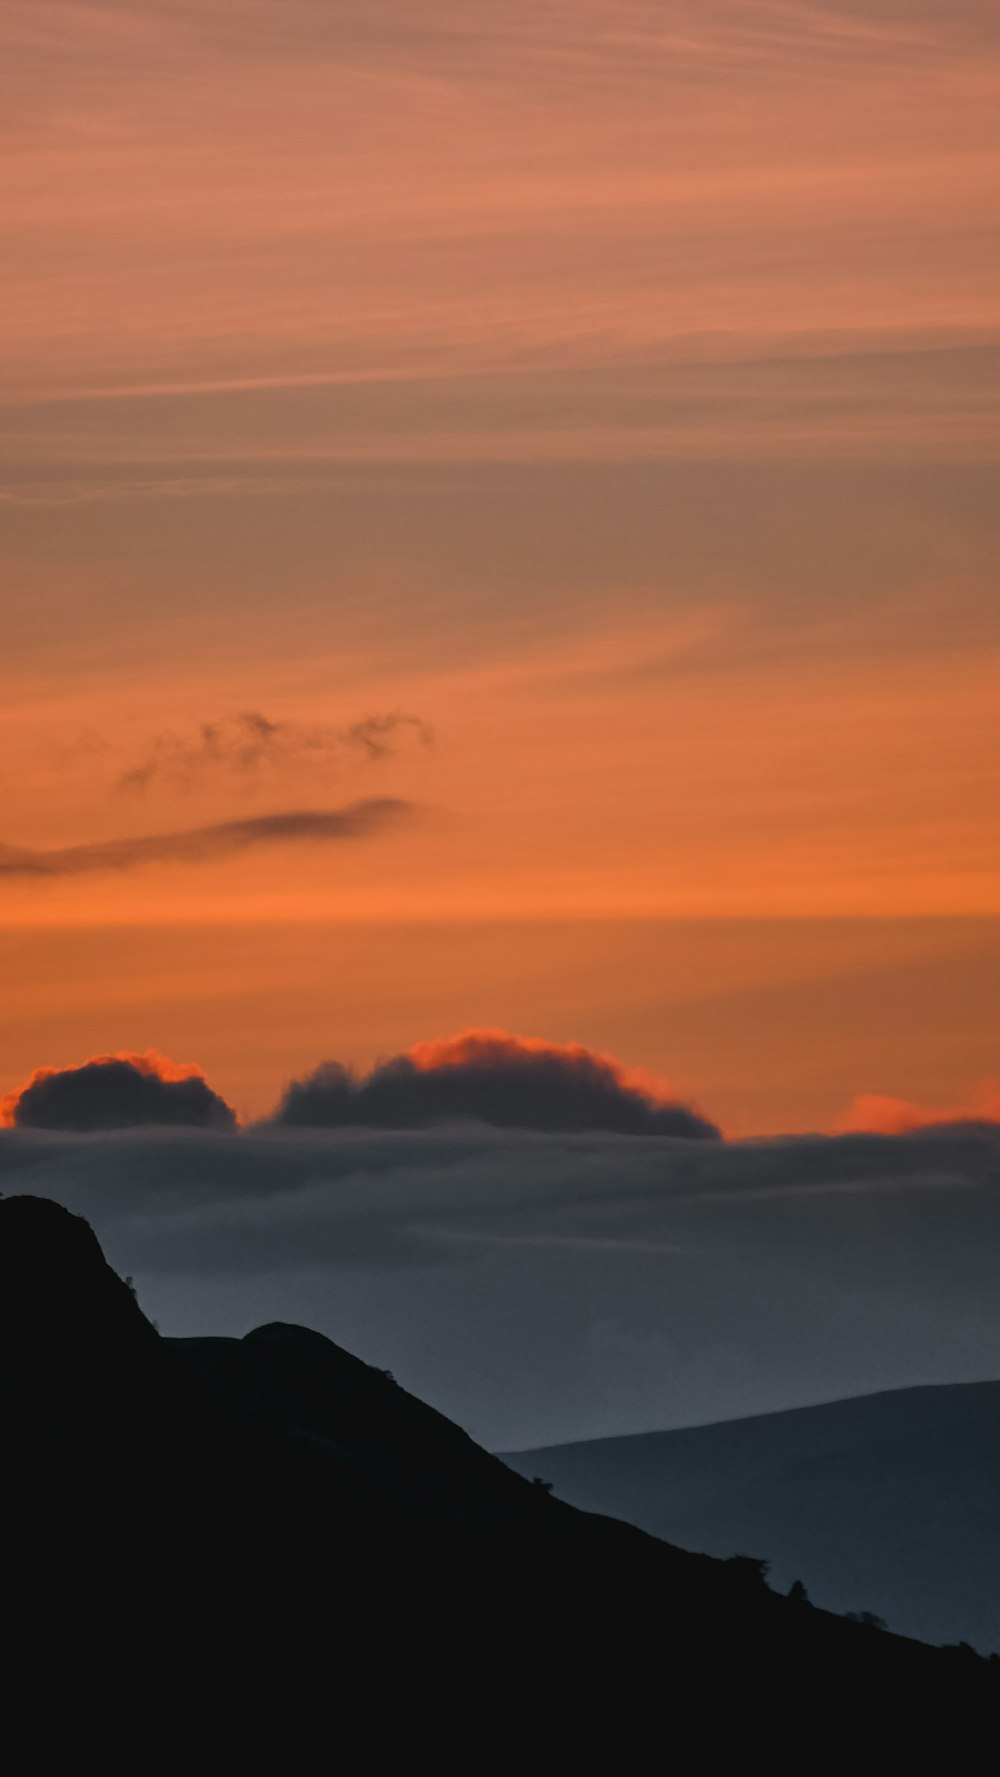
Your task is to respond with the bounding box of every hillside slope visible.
[2,1194,995,1747]
[506,1383,1000,1651]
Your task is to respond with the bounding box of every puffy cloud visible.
[839,1081,1000,1135]
[117,709,434,794]
[1,1051,236,1133]
[0,798,414,877]
[270,1028,720,1138]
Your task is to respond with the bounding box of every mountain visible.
[505,1383,1000,1652]
[1,1194,996,1749]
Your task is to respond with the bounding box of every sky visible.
[2,3,999,1437]
[3,1,998,1135]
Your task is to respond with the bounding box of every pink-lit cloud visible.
[1,1048,236,1131]
[838,1080,1000,1135]
[271,1027,720,1137]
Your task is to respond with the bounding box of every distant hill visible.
[1,1193,995,1749]
[506,1383,1000,1652]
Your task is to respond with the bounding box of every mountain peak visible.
[0,1193,156,1359]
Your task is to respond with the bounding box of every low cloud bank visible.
[270,1029,720,1138]
[1,1117,998,1448]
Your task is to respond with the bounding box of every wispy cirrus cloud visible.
[116,708,434,794]
[3,1,997,464]
[0,798,415,878]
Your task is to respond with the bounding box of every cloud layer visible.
[1,1116,998,1449]
[0,798,413,877]
[1,1051,236,1133]
[270,1028,720,1138]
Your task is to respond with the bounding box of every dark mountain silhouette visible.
[1,1195,995,1751]
[506,1384,1000,1652]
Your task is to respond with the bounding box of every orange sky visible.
[2,3,998,1131]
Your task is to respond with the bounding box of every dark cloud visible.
[2,1052,236,1133]
[270,1029,720,1138]
[0,797,414,877]
[117,709,434,794]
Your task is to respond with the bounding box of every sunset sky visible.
[3,1,999,1136]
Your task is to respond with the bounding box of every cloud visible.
[0,798,415,878]
[270,1028,720,1138]
[342,713,435,762]
[0,1118,998,1449]
[1,1051,236,1133]
[839,1081,1000,1135]
[116,709,434,794]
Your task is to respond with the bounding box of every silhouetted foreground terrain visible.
[2,1196,995,1751]
[507,1385,1000,1652]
